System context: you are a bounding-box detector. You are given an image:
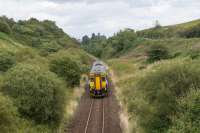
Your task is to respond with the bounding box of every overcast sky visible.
[0,0,200,38]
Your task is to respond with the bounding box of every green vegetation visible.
[168,89,200,133]
[95,19,200,133]
[0,19,12,34]
[146,44,169,63]
[4,64,66,125]
[0,50,16,72]
[50,57,81,87]
[137,19,200,39]
[81,33,107,58]
[0,93,17,132]
[81,29,140,58]
[0,16,92,132]
[123,59,200,133]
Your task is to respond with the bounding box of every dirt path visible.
[66,82,122,133]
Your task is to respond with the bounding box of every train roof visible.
[93,61,104,66]
[90,61,106,74]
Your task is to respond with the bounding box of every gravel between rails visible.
[66,82,122,133]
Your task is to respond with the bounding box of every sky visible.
[0,0,200,38]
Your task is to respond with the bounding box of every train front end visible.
[88,62,109,97]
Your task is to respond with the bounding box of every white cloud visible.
[0,0,200,38]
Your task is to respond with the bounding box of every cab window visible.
[90,78,94,82]
[102,77,106,81]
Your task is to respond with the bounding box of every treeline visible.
[81,29,141,58]
[81,33,107,58]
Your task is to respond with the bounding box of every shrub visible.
[39,41,61,56]
[0,93,17,132]
[15,48,36,62]
[0,20,11,34]
[41,42,61,53]
[179,24,200,38]
[168,89,200,133]
[3,64,66,125]
[188,49,200,59]
[0,50,16,72]
[147,44,169,63]
[50,57,81,87]
[127,59,200,133]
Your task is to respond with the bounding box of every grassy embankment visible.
[105,20,200,133]
[0,17,92,133]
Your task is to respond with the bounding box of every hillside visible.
[81,19,200,133]
[0,16,92,133]
[137,19,200,39]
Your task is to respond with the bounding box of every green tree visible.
[147,44,169,63]
[109,29,137,55]
[82,35,90,45]
[4,64,66,125]
[0,19,12,34]
[0,50,16,72]
[50,57,81,87]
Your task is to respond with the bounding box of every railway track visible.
[67,86,122,133]
[84,98,105,133]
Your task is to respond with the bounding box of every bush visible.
[127,59,200,133]
[0,20,11,34]
[39,41,61,56]
[15,48,36,62]
[50,57,81,87]
[168,89,200,133]
[179,24,200,38]
[188,49,200,59]
[0,50,16,72]
[3,64,66,125]
[147,44,169,63]
[0,93,17,132]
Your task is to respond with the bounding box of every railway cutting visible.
[66,61,122,133]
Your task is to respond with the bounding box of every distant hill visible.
[137,19,200,39]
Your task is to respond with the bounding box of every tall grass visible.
[118,58,200,133]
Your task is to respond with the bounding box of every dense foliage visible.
[0,16,92,132]
[107,29,137,56]
[146,44,169,63]
[0,93,17,132]
[0,50,16,72]
[50,57,81,87]
[0,19,12,34]
[168,89,200,133]
[81,29,139,58]
[179,24,200,38]
[81,33,107,58]
[0,16,78,55]
[120,59,200,133]
[3,64,66,125]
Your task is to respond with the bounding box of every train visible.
[88,61,109,97]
